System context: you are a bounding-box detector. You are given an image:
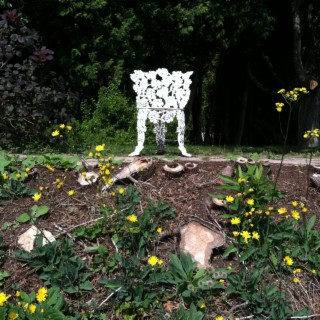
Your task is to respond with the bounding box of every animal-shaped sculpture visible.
[129,68,193,157]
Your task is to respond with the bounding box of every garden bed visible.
[1,156,320,319]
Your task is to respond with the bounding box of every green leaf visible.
[79,280,93,291]
[307,215,317,233]
[32,205,49,218]
[223,244,238,258]
[16,213,31,223]
[169,253,188,282]
[239,246,257,262]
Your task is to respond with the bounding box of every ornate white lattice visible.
[129,68,193,157]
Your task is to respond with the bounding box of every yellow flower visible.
[36,287,48,302]
[292,201,298,207]
[16,173,21,179]
[68,190,75,196]
[219,279,225,283]
[32,193,41,201]
[2,173,8,180]
[52,130,59,137]
[311,269,317,275]
[66,125,72,131]
[59,124,65,129]
[277,89,285,94]
[293,277,299,283]
[157,227,162,233]
[293,268,301,274]
[46,165,55,172]
[0,292,11,306]
[39,186,44,191]
[265,210,270,216]
[233,231,240,237]
[237,178,246,184]
[104,169,110,175]
[215,316,225,320]
[157,259,163,265]
[200,303,206,309]
[302,207,308,213]
[252,232,260,240]
[225,195,234,203]
[148,256,159,266]
[291,210,300,220]
[275,102,284,112]
[241,231,251,240]
[248,188,254,192]
[9,312,19,320]
[278,207,287,215]
[29,304,36,313]
[231,217,240,225]
[95,144,105,152]
[247,198,254,206]
[118,188,124,194]
[25,167,31,173]
[126,214,138,223]
[88,152,94,157]
[16,291,20,297]
[284,256,293,266]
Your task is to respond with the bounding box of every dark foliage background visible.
[1,0,320,149]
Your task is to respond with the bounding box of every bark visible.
[292,0,307,84]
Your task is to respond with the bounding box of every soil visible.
[1,157,320,316]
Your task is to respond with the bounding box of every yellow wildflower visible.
[95,144,105,152]
[16,173,21,179]
[215,316,225,320]
[231,217,240,225]
[284,256,293,266]
[200,303,206,309]
[311,269,317,275]
[25,167,30,173]
[226,195,234,203]
[46,165,55,172]
[52,130,59,137]
[59,124,65,129]
[88,152,94,157]
[118,187,124,194]
[148,256,159,266]
[241,231,251,240]
[157,227,162,233]
[277,89,285,94]
[15,291,20,297]
[219,279,225,284]
[293,277,299,283]
[9,311,19,320]
[36,287,48,302]
[29,304,36,313]
[247,198,254,205]
[32,193,41,201]
[0,292,11,306]
[157,259,163,265]
[252,232,260,240]
[2,173,8,180]
[68,190,75,196]
[292,201,298,207]
[233,231,240,237]
[278,207,287,215]
[291,210,300,220]
[293,268,301,274]
[66,125,72,131]
[126,214,138,223]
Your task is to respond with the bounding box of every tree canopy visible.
[1,0,320,147]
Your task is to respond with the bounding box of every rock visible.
[163,162,184,178]
[180,221,225,268]
[18,225,55,252]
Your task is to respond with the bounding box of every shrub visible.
[0,9,75,146]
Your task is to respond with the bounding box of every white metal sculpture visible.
[129,68,193,157]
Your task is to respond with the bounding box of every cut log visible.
[310,173,320,189]
[163,162,184,178]
[180,221,225,269]
[184,162,198,172]
[235,157,248,171]
[102,158,153,191]
[77,171,99,186]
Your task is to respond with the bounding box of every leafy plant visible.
[0,286,74,319]
[16,205,49,224]
[14,239,93,294]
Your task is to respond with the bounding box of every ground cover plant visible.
[0,87,320,319]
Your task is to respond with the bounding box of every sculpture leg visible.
[176,110,192,157]
[154,121,167,154]
[129,109,148,156]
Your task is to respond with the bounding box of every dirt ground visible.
[1,157,320,315]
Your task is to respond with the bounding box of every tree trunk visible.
[292,0,307,85]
